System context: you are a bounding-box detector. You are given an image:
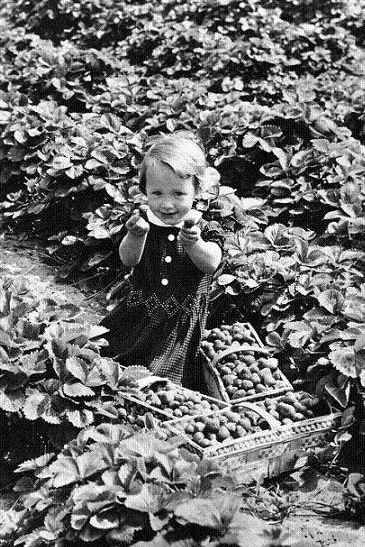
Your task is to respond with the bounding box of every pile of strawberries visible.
[201,323,289,400]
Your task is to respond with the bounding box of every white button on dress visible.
[168,234,175,241]
[165,256,172,263]
[161,278,169,286]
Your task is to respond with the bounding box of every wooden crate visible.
[163,402,342,483]
[201,322,292,404]
[215,412,343,483]
[117,393,172,426]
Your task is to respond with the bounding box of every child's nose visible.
[161,197,174,210]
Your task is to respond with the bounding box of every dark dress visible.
[100,219,225,390]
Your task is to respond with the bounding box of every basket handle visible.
[135,375,170,390]
[210,344,270,368]
[234,401,281,430]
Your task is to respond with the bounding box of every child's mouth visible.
[160,212,178,219]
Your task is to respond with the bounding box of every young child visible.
[100,131,225,390]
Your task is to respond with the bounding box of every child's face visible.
[145,161,198,225]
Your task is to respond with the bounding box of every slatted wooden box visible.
[163,402,342,483]
[117,375,229,423]
[200,322,293,404]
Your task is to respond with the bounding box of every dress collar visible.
[146,207,185,228]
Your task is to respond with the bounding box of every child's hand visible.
[179,210,202,248]
[126,208,150,237]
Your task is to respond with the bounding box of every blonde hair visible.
[139,131,207,194]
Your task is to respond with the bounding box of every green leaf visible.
[62,382,95,398]
[0,390,25,413]
[52,156,72,170]
[15,453,55,474]
[219,512,266,547]
[124,484,159,513]
[354,334,365,352]
[71,485,116,531]
[241,133,259,148]
[174,499,222,529]
[91,148,118,165]
[325,384,350,408]
[265,224,290,248]
[217,274,236,286]
[65,165,83,179]
[87,423,132,445]
[67,409,95,428]
[343,296,365,322]
[0,329,13,348]
[266,332,284,348]
[107,525,144,546]
[329,348,357,378]
[272,147,289,170]
[360,370,365,388]
[66,356,105,386]
[85,252,112,268]
[78,523,105,542]
[13,477,35,492]
[18,351,47,376]
[43,456,79,488]
[61,235,79,246]
[40,452,105,488]
[118,433,172,460]
[288,330,312,349]
[85,158,103,170]
[89,225,111,239]
[76,452,106,480]
[89,509,119,530]
[118,461,138,490]
[14,530,44,546]
[317,289,344,314]
[238,198,265,211]
[44,506,68,536]
[14,130,28,144]
[23,393,50,420]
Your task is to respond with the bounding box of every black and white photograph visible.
[0,1,365,545]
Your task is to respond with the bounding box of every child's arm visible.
[119,209,150,266]
[179,217,222,274]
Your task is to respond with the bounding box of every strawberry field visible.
[1,0,365,545]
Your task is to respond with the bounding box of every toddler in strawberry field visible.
[101,131,225,390]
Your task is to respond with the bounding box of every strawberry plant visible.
[0,0,365,499]
[0,423,273,547]
[0,0,364,283]
[0,271,148,474]
[343,472,365,523]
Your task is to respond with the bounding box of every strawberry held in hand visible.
[179,210,203,248]
[125,205,150,238]
[183,209,202,228]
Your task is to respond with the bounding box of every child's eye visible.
[174,191,185,196]
[151,191,161,196]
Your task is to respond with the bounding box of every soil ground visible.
[0,234,364,546]
[0,232,108,322]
